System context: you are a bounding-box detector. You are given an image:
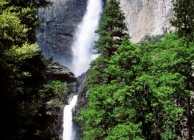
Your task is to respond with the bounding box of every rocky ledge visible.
[46,62,77,83]
[45,62,78,139]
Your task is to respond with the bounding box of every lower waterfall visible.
[63,95,78,140]
[62,0,103,139]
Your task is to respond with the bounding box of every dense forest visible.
[0,0,69,139]
[76,0,194,140]
[1,0,194,140]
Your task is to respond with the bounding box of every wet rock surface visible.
[37,0,87,69]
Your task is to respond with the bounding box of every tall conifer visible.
[78,0,128,139]
[88,0,127,85]
[170,0,194,40]
[171,1,194,139]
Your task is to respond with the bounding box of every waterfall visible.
[63,95,78,140]
[71,0,103,77]
[63,0,103,140]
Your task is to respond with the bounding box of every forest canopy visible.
[1,0,194,139]
[76,0,194,140]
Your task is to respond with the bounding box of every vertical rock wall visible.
[37,0,87,69]
[37,0,175,68]
[120,0,174,43]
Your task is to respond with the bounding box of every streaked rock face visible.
[37,0,87,69]
[37,0,175,68]
[120,0,174,43]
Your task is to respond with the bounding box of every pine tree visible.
[94,0,127,57]
[170,1,194,139]
[88,0,128,85]
[170,0,194,40]
[77,0,128,139]
[78,0,194,139]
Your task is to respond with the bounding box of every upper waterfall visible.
[70,0,103,77]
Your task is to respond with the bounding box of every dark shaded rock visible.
[46,102,64,139]
[72,71,89,139]
[45,62,79,139]
[46,62,77,83]
[37,0,87,69]
[37,0,88,138]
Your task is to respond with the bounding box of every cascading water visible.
[71,0,103,77]
[63,0,103,140]
[63,95,78,140]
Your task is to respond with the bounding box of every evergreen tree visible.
[78,33,194,139]
[170,0,194,40]
[94,0,127,57]
[171,1,194,139]
[106,34,190,140]
[77,0,128,139]
[88,0,128,85]
[77,0,194,139]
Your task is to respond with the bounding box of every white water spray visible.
[71,0,103,77]
[63,95,78,140]
[63,0,103,139]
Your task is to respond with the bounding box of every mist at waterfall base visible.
[70,0,103,77]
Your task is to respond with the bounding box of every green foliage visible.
[79,0,194,139]
[0,4,27,49]
[80,1,128,138]
[5,0,52,44]
[170,0,194,40]
[43,80,70,106]
[94,0,127,57]
[32,80,69,140]
[0,0,62,140]
[78,32,194,139]
[88,0,128,86]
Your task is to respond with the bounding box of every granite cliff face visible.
[37,0,175,69]
[37,0,87,69]
[120,0,174,43]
